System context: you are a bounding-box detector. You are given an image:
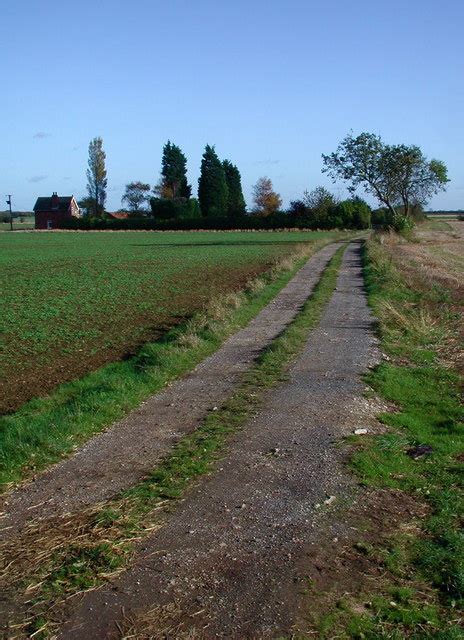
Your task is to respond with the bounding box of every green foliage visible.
[304,185,337,211]
[222,159,246,218]
[198,144,229,216]
[322,132,449,223]
[155,140,191,199]
[336,197,371,228]
[149,197,201,220]
[121,181,151,212]
[288,191,371,229]
[86,136,107,214]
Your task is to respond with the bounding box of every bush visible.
[372,207,391,227]
[150,197,201,220]
[286,197,371,230]
[334,197,371,229]
[61,205,368,232]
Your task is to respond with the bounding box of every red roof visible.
[108,212,130,219]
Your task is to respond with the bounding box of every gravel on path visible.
[1,243,340,538]
[59,242,381,639]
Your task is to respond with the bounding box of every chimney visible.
[51,192,59,210]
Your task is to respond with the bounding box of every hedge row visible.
[61,213,366,232]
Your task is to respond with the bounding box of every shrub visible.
[150,198,202,220]
[334,197,371,229]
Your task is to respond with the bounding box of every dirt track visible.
[59,242,381,639]
[1,243,340,538]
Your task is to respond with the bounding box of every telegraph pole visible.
[6,195,13,231]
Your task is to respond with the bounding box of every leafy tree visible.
[322,132,448,227]
[122,181,151,212]
[303,186,337,227]
[303,185,337,211]
[154,141,191,199]
[335,197,371,229]
[252,177,282,216]
[198,145,228,217]
[222,160,246,218]
[288,200,307,217]
[86,137,107,215]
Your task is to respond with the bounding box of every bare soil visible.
[56,243,388,639]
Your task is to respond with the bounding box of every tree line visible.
[81,132,449,231]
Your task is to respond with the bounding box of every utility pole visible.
[6,195,13,231]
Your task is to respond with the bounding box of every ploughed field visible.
[0,230,336,414]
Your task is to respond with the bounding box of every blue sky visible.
[2,0,463,211]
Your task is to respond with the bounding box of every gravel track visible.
[1,243,340,538]
[59,242,380,639]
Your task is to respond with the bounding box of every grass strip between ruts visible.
[3,245,347,638]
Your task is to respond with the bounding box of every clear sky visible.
[2,0,463,212]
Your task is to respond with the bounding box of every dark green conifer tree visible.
[156,141,191,199]
[198,145,228,217]
[222,160,246,218]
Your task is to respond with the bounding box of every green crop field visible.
[0,230,345,414]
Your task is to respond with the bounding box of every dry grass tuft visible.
[246,277,265,294]
[204,297,229,322]
[177,331,203,349]
[121,602,201,639]
[0,499,165,637]
[378,300,438,340]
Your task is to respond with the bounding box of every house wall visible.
[70,199,80,218]
[35,211,71,229]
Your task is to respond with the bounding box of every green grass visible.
[318,237,463,638]
[0,232,351,489]
[7,246,347,637]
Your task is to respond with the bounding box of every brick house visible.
[33,193,81,229]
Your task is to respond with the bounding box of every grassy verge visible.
[2,246,347,638]
[319,236,463,638]
[0,238,347,489]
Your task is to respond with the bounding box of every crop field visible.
[0,230,345,414]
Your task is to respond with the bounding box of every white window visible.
[47,220,53,229]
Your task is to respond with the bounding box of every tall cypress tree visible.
[156,141,191,199]
[86,137,107,215]
[223,160,246,218]
[198,145,228,217]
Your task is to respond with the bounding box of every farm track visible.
[0,242,341,538]
[58,241,379,639]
